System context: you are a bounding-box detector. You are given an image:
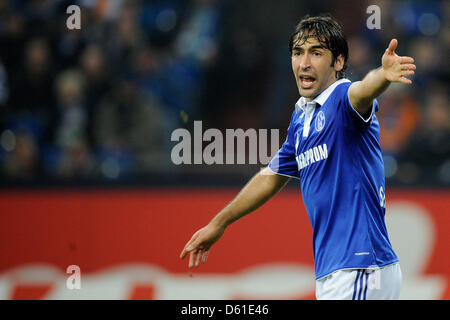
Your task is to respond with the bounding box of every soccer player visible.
[179,15,416,300]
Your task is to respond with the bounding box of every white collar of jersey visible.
[295,78,351,114]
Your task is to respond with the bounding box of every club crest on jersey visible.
[315,111,325,132]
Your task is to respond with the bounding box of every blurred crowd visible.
[348,0,450,186]
[0,0,221,182]
[0,0,448,186]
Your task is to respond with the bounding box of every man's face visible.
[291,36,343,101]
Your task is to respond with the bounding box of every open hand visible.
[179,223,225,268]
[382,39,416,84]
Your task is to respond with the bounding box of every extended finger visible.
[180,242,192,259]
[189,250,196,268]
[180,233,200,259]
[401,64,416,70]
[201,250,210,264]
[387,39,398,54]
[399,76,412,84]
[195,249,203,267]
[401,70,415,76]
[401,56,414,64]
[180,242,193,259]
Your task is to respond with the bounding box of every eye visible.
[313,51,321,56]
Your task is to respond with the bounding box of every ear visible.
[333,54,345,73]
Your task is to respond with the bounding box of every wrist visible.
[378,66,387,79]
[380,66,392,84]
[210,214,230,230]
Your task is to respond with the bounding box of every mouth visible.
[299,75,316,89]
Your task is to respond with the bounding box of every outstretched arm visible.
[348,39,416,118]
[179,167,291,268]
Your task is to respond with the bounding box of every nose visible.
[299,53,311,71]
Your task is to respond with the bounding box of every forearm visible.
[349,67,390,116]
[356,67,390,101]
[210,168,290,229]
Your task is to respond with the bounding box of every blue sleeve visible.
[268,111,300,179]
[337,82,379,130]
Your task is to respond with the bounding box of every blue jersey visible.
[269,79,398,280]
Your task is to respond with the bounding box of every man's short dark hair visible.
[289,14,349,79]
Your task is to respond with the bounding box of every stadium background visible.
[0,0,448,299]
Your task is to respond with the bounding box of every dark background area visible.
[0,0,448,188]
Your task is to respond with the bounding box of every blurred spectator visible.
[52,69,95,178]
[1,130,41,180]
[79,43,112,145]
[407,37,444,88]
[8,37,54,117]
[105,1,145,73]
[93,78,166,172]
[54,69,87,149]
[53,16,86,71]
[347,36,377,80]
[0,8,27,72]
[399,87,450,185]
[174,0,221,67]
[56,139,96,179]
[377,84,420,155]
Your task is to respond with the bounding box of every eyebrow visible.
[292,45,325,51]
